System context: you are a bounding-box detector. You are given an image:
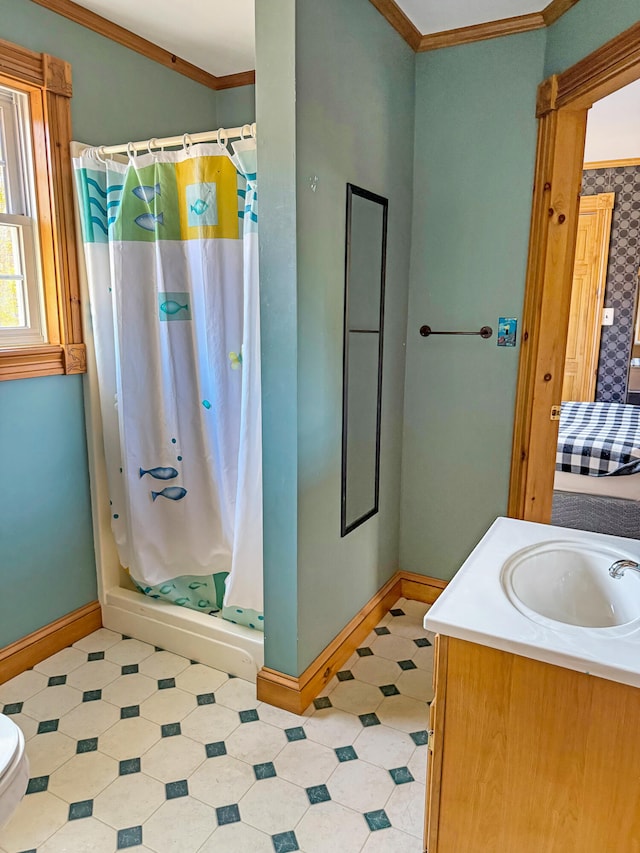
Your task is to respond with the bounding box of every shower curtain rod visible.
[89,123,257,157]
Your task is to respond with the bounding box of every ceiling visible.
[70,0,256,77]
[67,0,556,78]
[584,79,640,163]
[396,0,541,34]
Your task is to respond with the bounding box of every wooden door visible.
[561,193,614,401]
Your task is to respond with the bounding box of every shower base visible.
[101,583,263,682]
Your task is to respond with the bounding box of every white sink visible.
[501,540,640,634]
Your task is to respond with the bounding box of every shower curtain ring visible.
[241,124,252,140]
[126,141,137,162]
[216,127,228,150]
[147,137,158,156]
[183,133,193,155]
[93,145,107,164]
[250,122,257,139]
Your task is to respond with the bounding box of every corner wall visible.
[294,0,415,671]
[256,0,415,675]
[399,31,546,580]
[399,0,640,581]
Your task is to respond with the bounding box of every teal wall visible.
[295,0,415,672]
[399,31,546,580]
[0,0,218,145]
[255,0,300,676]
[0,0,223,647]
[400,0,640,582]
[545,0,639,76]
[0,377,96,647]
[217,85,256,129]
[256,0,415,675]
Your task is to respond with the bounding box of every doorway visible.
[508,21,640,525]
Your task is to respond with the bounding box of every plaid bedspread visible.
[557,401,640,476]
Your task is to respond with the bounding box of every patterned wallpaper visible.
[582,166,640,403]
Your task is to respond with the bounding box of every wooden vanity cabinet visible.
[424,635,640,853]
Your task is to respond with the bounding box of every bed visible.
[552,401,640,539]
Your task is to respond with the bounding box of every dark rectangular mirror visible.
[341,184,388,536]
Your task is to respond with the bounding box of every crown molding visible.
[216,70,256,90]
[30,0,254,91]
[418,12,545,53]
[370,0,581,52]
[583,157,640,170]
[542,0,581,27]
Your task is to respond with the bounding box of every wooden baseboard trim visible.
[257,571,447,714]
[399,570,448,604]
[0,601,102,685]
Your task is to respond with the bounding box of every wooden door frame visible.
[508,21,640,523]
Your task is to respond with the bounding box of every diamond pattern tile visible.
[206,741,227,758]
[272,829,300,852]
[335,745,358,762]
[285,726,306,742]
[76,736,98,754]
[254,761,277,780]
[119,757,141,775]
[165,779,189,799]
[216,803,241,825]
[389,766,414,785]
[0,602,429,852]
[117,825,143,849]
[306,784,331,804]
[365,809,392,831]
[68,799,93,820]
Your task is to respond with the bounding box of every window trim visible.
[0,37,85,380]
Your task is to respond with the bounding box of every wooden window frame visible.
[0,36,85,381]
[508,21,640,522]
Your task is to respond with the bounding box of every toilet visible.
[0,714,29,829]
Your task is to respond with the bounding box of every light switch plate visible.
[602,307,614,326]
[497,317,517,347]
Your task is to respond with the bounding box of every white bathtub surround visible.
[425,516,640,688]
[0,599,431,853]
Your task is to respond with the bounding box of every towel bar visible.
[419,325,493,339]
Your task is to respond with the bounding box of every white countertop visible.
[424,516,640,689]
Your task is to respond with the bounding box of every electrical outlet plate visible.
[602,307,614,326]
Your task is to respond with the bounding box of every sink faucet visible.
[609,559,640,579]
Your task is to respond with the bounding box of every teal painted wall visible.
[295,0,415,671]
[255,0,300,676]
[217,85,256,129]
[400,0,640,582]
[399,31,546,581]
[0,377,96,647]
[0,0,218,145]
[0,0,219,647]
[545,0,639,77]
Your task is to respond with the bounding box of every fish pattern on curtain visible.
[73,140,263,631]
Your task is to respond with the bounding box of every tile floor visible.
[0,598,434,853]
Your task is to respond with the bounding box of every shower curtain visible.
[73,139,263,631]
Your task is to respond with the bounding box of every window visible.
[0,39,85,380]
[0,86,45,347]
